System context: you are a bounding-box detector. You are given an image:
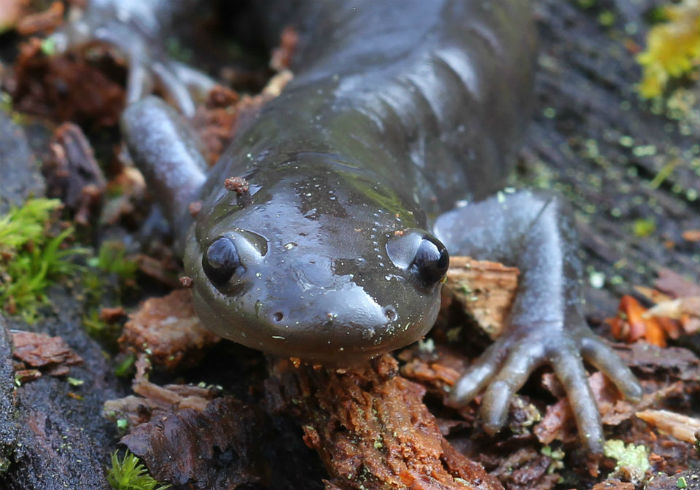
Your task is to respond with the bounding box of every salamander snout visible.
[186,225,446,364]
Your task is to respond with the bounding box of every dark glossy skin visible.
[58,0,642,452]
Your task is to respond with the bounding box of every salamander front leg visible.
[49,1,215,116]
[433,190,642,453]
[121,97,207,253]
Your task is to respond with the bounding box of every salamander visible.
[54,0,642,452]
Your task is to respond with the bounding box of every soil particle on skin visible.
[269,26,299,72]
[224,176,250,194]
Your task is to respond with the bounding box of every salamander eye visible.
[202,237,240,285]
[410,236,449,286]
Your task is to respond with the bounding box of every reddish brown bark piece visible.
[16,1,63,35]
[442,257,519,339]
[636,409,700,444]
[591,479,635,490]
[105,362,264,490]
[120,396,263,490]
[104,354,218,426]
[12,330,82,369]
[655,268,700,298]
[193,72,293,166]
[534,341,699,447]
[119,289,220,370]
[134,252,181,289]
[490,448,560,490]
[14,368,41,383]
[613,342,700,381]
[267,354,503,490]
[0,0,27,32]
[100,306,127,323]
[192,85,240,166]
[44,122,106,225]
[645,471,700,490]
[11,38,125,126]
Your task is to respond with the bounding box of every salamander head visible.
[184,167,448,364]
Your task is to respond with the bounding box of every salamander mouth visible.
[191,276,438,365]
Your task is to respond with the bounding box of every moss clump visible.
[0,198,87,323]
[88,241,138,282]
[637,0,700,98]
[106,450,170,490]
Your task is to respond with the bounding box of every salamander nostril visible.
[384,306,397,321]
[272,312,284,322]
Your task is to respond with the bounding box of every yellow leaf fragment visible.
[637,0,700,98]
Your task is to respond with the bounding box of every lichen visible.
[603,439,651,484]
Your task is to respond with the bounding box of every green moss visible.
[82,241,138,346]
[114,354,136,378]
[40,37,57,56]
[598,10,616,27]
[88,241,138,281]
[633,218,656,237]
[0,92,12,113]
[107,450,170,490]
[649,160,679,189]
[0,199,87,323]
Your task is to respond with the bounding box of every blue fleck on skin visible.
[56,0,642,453]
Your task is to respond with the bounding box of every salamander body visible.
[59,0,642,452]
[177,1,537,362]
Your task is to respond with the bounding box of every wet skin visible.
[59,0,643,452]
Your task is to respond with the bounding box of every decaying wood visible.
[119,289,220,370]
[1,0,698,487]
[114,255,517,489]
[266,355,504,490]
[636,409,700,444]
[442,257,520,340]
